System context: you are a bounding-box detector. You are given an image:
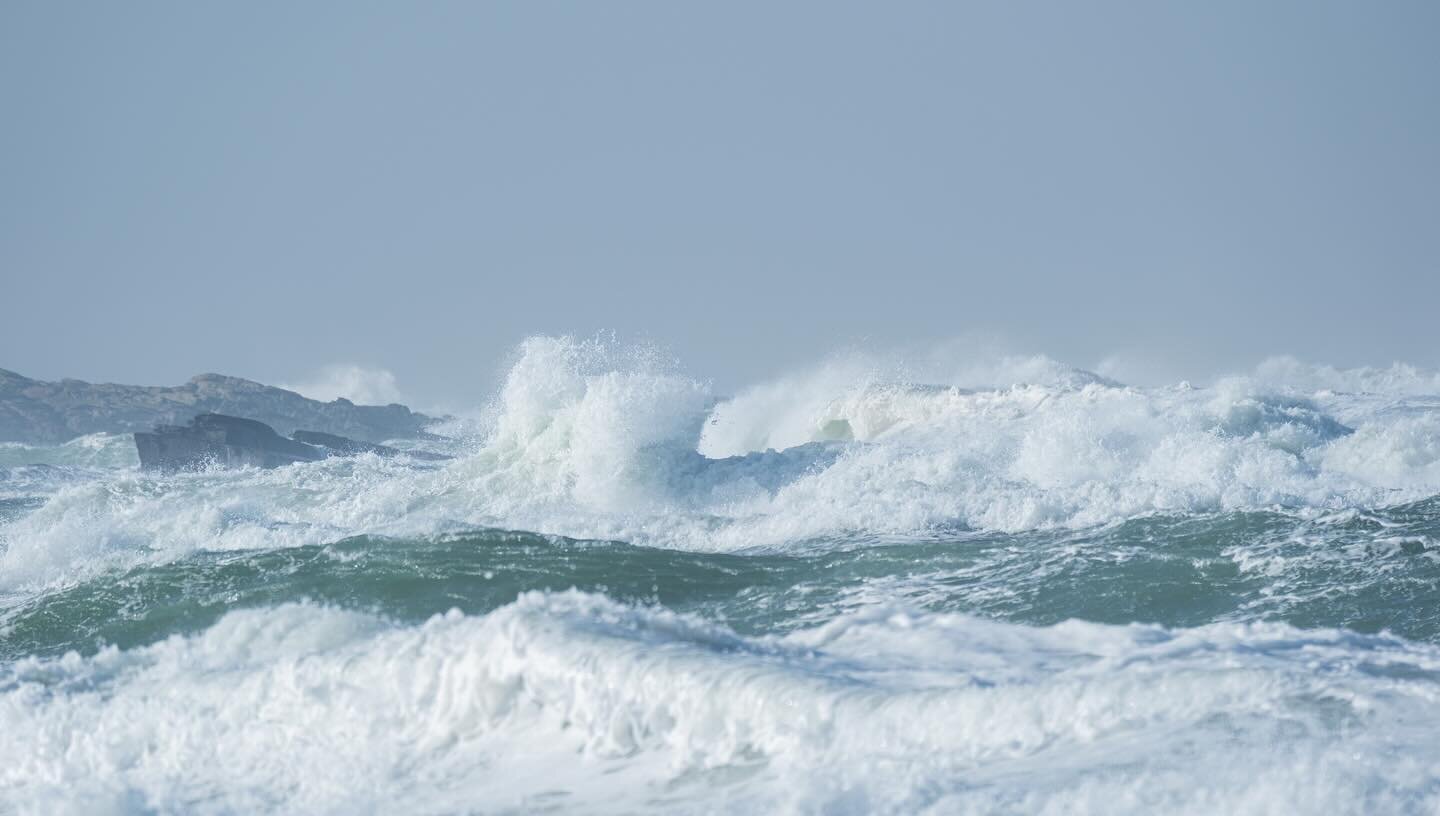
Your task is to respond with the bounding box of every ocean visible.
[4,336,1440,814]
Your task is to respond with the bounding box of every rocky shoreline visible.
[0,368,440,445]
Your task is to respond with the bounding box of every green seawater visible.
[8,498,1439,662]
[7,359,1440,812]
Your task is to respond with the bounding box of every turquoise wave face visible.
[8,498,1439,662]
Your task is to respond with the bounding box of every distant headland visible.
[0,368,441,445]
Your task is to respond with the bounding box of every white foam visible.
[0,433,138,470]
[5,337,1440,589]
[280,363,406,405]
[1251,355,1440,396]
[4,593,1439,814]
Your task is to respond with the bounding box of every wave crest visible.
[5,593,1440,813]
[5,337,1440,589]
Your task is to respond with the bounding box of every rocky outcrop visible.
[135,414,452,472]
[290,430,450,462]
[0,368,440,445]
[135,414,324,471]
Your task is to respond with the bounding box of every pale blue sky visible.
[3,1,1437,407]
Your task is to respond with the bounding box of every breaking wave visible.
[4,336,1440,590]
[5,336,1440,813]
[6,594,1440,814]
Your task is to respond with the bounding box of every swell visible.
[6,592,1440,814]
[5,340,1440,814]
[4,337,1440,595]
[8,500,1440,662]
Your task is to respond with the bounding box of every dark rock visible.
[135,414,454,472]
[0,368,443,445]
[291,430,398,457]
[135,414,324,472]
[291,430,452,462]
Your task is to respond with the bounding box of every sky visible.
[2,1,1437,409]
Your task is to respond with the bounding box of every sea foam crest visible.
[4,337,1440,590]
[4,593,1440,814]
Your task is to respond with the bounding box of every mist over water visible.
[5,336,1440,813]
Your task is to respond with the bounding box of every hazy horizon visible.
[7,337,1440,418]
[4,1,1437,410]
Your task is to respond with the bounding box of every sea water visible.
[5,336,1440,814]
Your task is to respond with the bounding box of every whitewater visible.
[5,335,1440,814]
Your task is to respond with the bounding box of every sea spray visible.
[6,595,1440,813]
[5,337,1440,813]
